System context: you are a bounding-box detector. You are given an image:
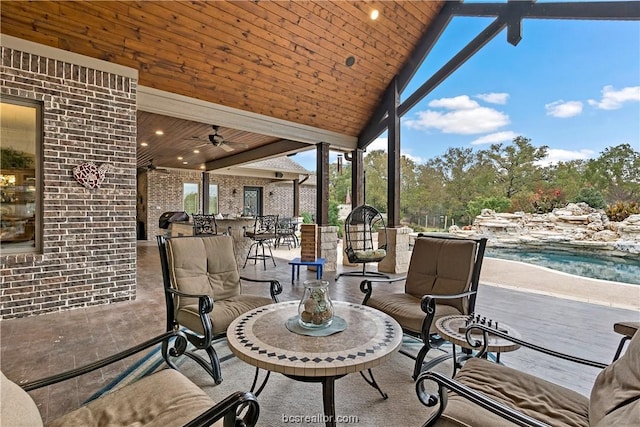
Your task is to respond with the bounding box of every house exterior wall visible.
[0,45,137,319]
[142,171,316,240]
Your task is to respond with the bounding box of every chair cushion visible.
[353,248,386,261]
[405,237,476,313]
[47,369,220,427]
[366,293,461,334]
[1,371,44,427]
[179,294,274,335]
[434,358,590,427]
[590,332,640,426]
[167,235,241,305]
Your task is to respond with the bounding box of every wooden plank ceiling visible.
[1,1,445,170]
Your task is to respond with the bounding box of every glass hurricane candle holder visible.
[298,280,334,329]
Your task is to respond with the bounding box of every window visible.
[183,183,199,214]
[0,97,42,254]
[208,184,219,214]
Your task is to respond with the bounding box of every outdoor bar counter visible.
[170,217,256,267]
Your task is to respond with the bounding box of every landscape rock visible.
[451,204,640,257]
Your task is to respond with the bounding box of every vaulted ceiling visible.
[1,1,445,170]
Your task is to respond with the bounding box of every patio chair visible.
[275,216,299,249]
[335,204,389,280]
[157,234,282,384]
[361,233,487,379]
[192,214,219,235]
[243,214,279,269]
[416,323,639,427]
[1,330,260,427]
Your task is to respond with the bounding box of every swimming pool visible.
[484,247,640,285]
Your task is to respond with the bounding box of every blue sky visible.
[292,10,640,171]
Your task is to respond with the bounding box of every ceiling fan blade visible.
[219,142,235,152]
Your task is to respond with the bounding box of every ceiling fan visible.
[186,125,235,152]
[140,159,169,174]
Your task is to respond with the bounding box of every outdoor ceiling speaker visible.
[275,172,284,178]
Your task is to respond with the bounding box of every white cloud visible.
[428,95,479,110]
[366,137,387,151]
[545,100,583,118]
[470,131,519,145]
[588,85,640,110]
[476,92,509,105]
[536,148,595,166]
[405,95,510,135]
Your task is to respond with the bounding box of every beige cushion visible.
[47,369,221,427]
[167,235,242,305]
[353,248,386,261]
[179,294,274,335]
[367,293,461,334]
[1,371,44,427]
[405,237,476,313]
[590,331,640,426]
[434,358,590,427]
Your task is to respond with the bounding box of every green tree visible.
[572,187,606,209]
[363,150,388,213]
[467,196,511,218]
[584,143,640,203]
[481,136,548,199]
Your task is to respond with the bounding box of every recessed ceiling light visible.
[200,165,206,170]
[177,156,183,160]
[155,130,164,135]
[370,9,379,20]
[182,161,188,165]
[140,142,148,147]
[193,149,200,154]
[345,56,356,67]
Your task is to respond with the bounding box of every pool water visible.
[485,247,640,285]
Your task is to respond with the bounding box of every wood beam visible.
[316,142,330,226]
[358,2,455,148]
[387,78,401,228]
[399,17,508,117]
[205,140,309,171]
[449,1,640,20]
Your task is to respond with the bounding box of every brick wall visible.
[0,45,137,318]
[142,171,316,240]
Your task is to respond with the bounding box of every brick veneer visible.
[0,45,137,318]
[142,171,316,240]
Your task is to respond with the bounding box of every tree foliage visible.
[331,138,639,228]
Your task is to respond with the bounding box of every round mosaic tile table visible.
[227,300,403,427]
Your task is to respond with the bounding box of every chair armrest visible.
[21,330,187,391]
[463,324,608,368]
[185,390,260,427]
[416,371,550,427]
[359,276,407,304]
[240,276,283,303]
[420,291,477,314]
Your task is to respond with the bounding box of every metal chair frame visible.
[336,204,389,280]
[243,214,278,269]
[157,235,282,384]
[361,233,488,379]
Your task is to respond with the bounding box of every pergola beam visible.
[449,1,640,20]
[205,140,308,171]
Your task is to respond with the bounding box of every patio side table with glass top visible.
[226,300,403,427]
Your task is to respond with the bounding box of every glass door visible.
[243,186,262,216]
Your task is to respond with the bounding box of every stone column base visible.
[317,225,338,271]
[378,227,411,274]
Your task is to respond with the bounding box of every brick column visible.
[317,225,338,271]
[378,227,411,274]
